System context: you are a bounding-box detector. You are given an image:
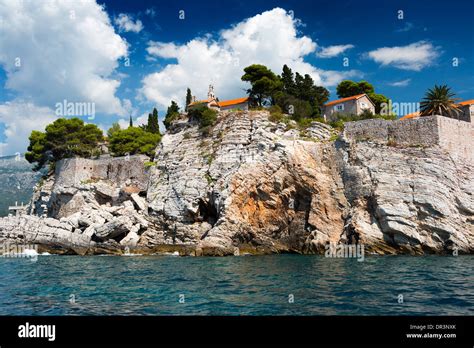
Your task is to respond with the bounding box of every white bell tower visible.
[208,84,216,101]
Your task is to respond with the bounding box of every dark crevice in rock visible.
[197,198,218,226]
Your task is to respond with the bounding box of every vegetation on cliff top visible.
[108,108,162,157]
[242,64,329,120]
[420,84,461,117]
[25,107,163,170]
[25,117,103,171]
[108,127,161,157]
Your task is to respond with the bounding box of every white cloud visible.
[316,44,354,58]
[0,101,56,155]
[140,8,360,108]
[117,113,147,129]
[0,0,128,115]
[388,78,411,87]
[367,41,440,71]
[0,0,130,155]
[114,13,143,33]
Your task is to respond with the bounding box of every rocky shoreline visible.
[0,110,473,256]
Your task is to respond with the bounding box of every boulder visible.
[131,193,147,211]
[94,216,133,240]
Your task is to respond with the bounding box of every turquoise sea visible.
[0,254,472,315]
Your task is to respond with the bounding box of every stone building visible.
[458,99,474,122]
[322,94,375,121]
[187,85,249,112]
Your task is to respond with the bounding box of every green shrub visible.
[144,161,157,168]
[296,118,313,129]
[109,127,161,157]
[268,105,282,114]
[269,112,284,123]
[188,106,218,131]
[329,119,345,130]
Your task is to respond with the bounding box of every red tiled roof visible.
[188,99,210,106]
[324,94,366,107]
[400,111,420,120]
[218,97,249,107]
[458,99,474,106]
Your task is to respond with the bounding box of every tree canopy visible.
[164,100,180,129]
[420,84,460,117]
[241,64,329,119]
[108,127,161,157]
[107,122,121,138]
[25,117,103,171]
[188,105,217,133]
[275,65,329,118]
[185,88,192,111]
[145,108,160,134]
[241,64,282,106]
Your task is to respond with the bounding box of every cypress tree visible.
[185,88,192,111]
[147,108,160,134]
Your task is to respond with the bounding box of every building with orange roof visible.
[399,111,420,120]
[187,85,249,112]
[322,94,375,121]
[458,99,474,122]
[400,100,473,122]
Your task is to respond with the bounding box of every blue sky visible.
[0,0,473,155]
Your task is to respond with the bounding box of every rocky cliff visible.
[0,110,472,255]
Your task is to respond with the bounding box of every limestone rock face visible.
[338,141,474,254]
[0,110,472,255]
[142,110,473,255]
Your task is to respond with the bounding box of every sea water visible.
[0,254,472,315]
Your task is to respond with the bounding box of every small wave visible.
[19,249,39,257]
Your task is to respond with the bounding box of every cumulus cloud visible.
[388,78,412,87]
[140,8,360,108]
[0,0,129,154]
[114,13,143,33]
[0,0,128,114]
[367,41,440,71]
[316,44,354,58]
[0,101,56,155]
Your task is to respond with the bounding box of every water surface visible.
[0,254,472,315]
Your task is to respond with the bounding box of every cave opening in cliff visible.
[197,198,218,225]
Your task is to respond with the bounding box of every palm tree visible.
[420,84,461,118]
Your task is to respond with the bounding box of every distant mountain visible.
[0,155,41,217]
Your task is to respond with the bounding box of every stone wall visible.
[344,116,473,162]
[54,155,150,191]
[437,116,474,162]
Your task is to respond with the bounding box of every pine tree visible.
[129,115,133,128]
[185,88,192,111]
[281,65,296,96]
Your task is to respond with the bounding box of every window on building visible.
[335,104,344,111]
[360,102,368,109]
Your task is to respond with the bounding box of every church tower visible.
[208,84,216,101]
